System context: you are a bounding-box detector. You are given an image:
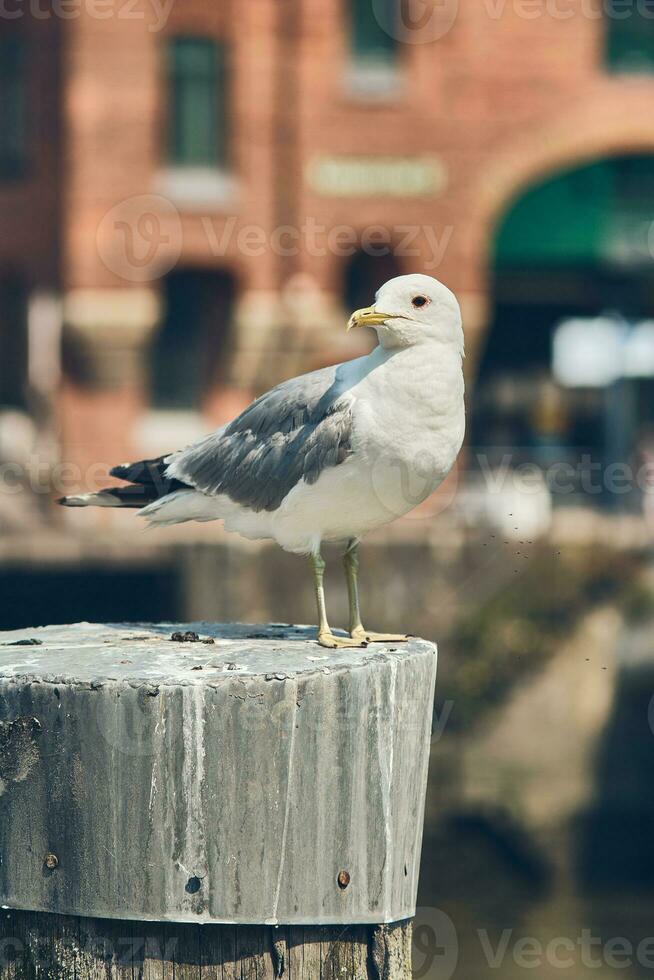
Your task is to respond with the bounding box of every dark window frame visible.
[0,35,29,180]
[167,35,229,169]
[605,0,654,73]
[0,273,29,411]
[349,0,398,66]
[150,267,237,410]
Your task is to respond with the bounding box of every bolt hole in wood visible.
[185,876,202,894]
[337,870,350,889]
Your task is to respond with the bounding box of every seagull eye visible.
[412,295,429,308]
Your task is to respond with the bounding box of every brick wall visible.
[4,0,654,476]
[0,16,61,289]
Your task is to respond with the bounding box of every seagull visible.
[60,274,465,649]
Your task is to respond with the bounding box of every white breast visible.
[352,343,465,482]
[267,342,465,552]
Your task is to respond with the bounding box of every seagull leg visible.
[344,540,365,638]
[344,541,412,644]
[311,552,367,649]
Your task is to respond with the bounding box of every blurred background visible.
[3,0,654,974]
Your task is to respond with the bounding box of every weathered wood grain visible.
[0,623,431,978]
[0,623,436,926]
[0,911,412,979]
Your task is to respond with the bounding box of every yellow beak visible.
[347,305,394,332]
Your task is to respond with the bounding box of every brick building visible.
[2,0,654,489]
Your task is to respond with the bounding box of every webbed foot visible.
[317,630,368,649]
[350,628,412,644]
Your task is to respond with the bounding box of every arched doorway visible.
[471,155,654,508]
[150,268,236,410]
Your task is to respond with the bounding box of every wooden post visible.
[0,623,437,978]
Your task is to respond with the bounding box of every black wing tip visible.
[109,462,134,479]
[109,455,175,485]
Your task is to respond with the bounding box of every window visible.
[606,0,654,72]
[350,0,398,67]
[151,269,235,409]
[167,37,228,168]
[0,37,28,179]
[0,275,28,410]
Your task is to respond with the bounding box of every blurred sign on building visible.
[306,156,447,198]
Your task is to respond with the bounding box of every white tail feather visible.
[60,492,122,508]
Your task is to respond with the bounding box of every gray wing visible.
[165,365,355,512]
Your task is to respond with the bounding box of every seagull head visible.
[347,273,464,353]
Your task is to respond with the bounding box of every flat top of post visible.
[0,622,436,687]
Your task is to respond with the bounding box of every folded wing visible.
[164,364,355,513]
